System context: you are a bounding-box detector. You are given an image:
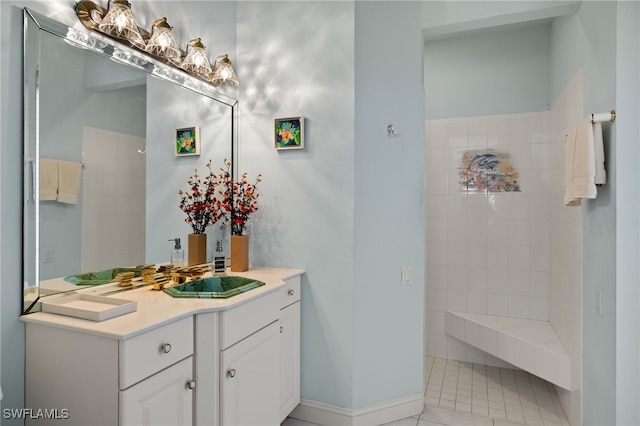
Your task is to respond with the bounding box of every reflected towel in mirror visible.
[40,158,58,201]
[57,160,82,205]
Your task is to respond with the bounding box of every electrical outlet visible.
[401,266,412,285]
[595,288,603,317]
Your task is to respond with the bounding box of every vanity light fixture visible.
[75,0,239,87]
[97,0,146,49]
[181,38,213,79]
[210,54,239,87]
[144,17,181,62]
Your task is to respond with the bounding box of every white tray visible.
[41,293,137,321]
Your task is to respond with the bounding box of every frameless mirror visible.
[23,8,238,313]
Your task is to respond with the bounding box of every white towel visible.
[39,158,58,201]
[564,120,597,206]
[593,121,607,185]
[57,160,82,205]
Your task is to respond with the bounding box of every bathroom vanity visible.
[22,267,303,426]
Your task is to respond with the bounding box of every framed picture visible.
[175,126,200,156]
[275,116,304,150]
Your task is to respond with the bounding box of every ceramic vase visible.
[230,235,249,272]
[188,233,207,266]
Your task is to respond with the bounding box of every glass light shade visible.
[181,38,212,78]
[210,55,239,87]
[97,0,145,49]
[144,18,181,61]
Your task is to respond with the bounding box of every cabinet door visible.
[220,321,280,426]
[120,357,194,426]
[280,301,301,421]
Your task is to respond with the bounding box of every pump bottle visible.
[169,238,185,267]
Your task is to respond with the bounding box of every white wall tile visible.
[428,265,448,289]
[429,147,450,171]
[468,267,488,291]
[488,118,509,147]
[508,115,532,145]
[429,218,448,242]
[487,269,509,294]
[488,244,509,269]
[428,171,449,195]
[428,119,449,148]
[488,293,509,316]
[468,291,488,315]
[488,219,510,244]
[447,242,468,266]
[448,217,468,242]
[448,266,468,290]
[448,118,468,147]
[508,270,530,296]
[508,245,530,270]
[428,195,448,218]
[448,290,468,311]
[467,118,488,149]
[467,243,488,268]
[509,220,530,245]
[448,194,468,218]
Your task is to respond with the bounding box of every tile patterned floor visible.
[422,357,569,426]
[283,356,570,426]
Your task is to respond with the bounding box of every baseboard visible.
[288,392,423,426]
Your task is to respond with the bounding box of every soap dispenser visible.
[213,240,226,275]
[169,238,185,267]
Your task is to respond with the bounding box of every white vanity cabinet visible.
[25,316,195,426]
[196,275,302,426]
[23,268,304,426]
[279,276,301,422]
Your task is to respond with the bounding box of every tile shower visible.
[425,71,584,425]
[81,126,146,272]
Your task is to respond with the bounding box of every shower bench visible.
[444,311,572,391]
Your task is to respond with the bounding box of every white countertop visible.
[21,267,304,340]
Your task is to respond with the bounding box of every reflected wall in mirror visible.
[23,9,237,313]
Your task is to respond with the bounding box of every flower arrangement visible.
[216,159,262,236]
[178,162,224,234]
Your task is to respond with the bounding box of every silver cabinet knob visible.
[227,368,236,378]
[160,343,172,354]
[288,289,295,296]
[280,326,284,334]
[187,380,196,390]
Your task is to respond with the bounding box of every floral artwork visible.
[275,117,304,150]
[175,126,200,156]
[458,150,520,192]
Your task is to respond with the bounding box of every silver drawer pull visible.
[227,368,236,378]
[160,343,172,354]
[288,289,295,296]
[187,380,196,390]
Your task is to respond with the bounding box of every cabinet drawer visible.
[280,275,301,309]
[220,290,279,350]
[120,317,193,389]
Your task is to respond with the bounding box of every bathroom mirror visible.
[23,8,238,313]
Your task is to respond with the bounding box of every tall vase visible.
[188,233,207,266]
[230,235,249,272]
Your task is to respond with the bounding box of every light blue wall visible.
[145,76,233,264]
[549,3,618,425]
[236,1,357,408]
[613,2,640,424]
[353,1,425,407]
[424,22,551,119]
